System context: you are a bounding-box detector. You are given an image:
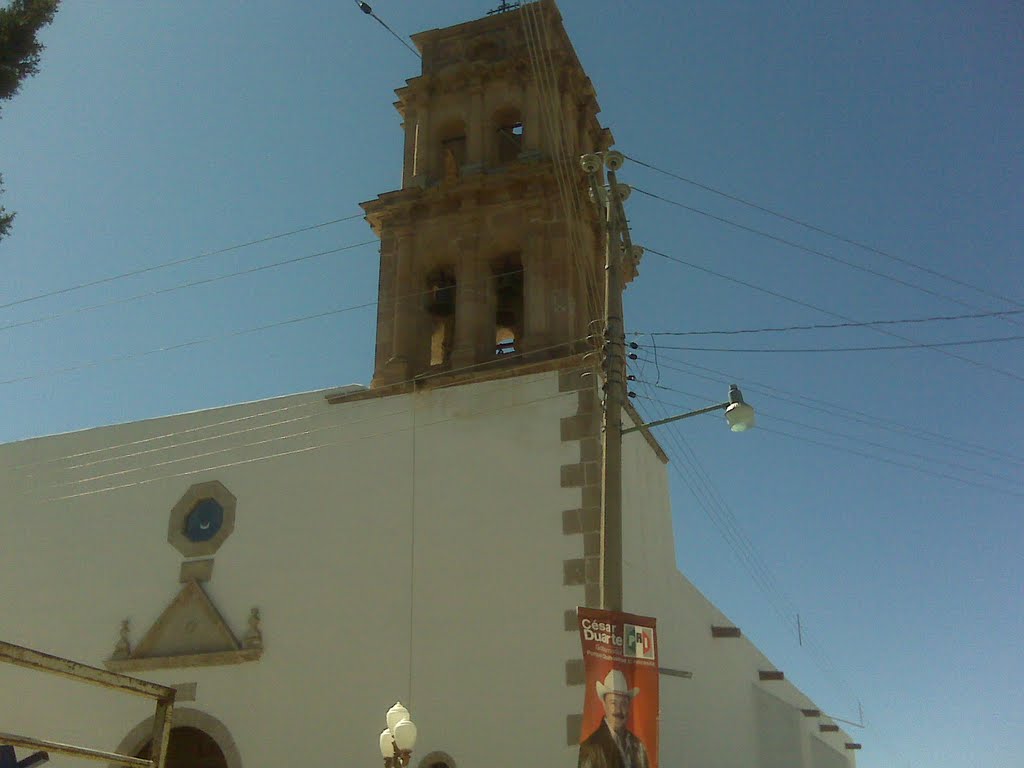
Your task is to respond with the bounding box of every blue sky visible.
[1,2,1021,766]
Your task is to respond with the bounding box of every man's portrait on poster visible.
[578,669,651,768]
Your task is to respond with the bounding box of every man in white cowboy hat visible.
[578,668,651,768]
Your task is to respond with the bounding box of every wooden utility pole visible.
[585,152,633,613]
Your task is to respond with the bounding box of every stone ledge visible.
[105,648,262,673]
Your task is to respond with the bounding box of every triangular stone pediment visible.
[105,580,261,672]
[134,580,240,657]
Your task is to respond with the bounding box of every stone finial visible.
[111,618,132,660]
[243,607,263,650]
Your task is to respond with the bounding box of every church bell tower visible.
[361,0,618,389]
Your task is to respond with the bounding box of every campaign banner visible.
[577,607,659,768]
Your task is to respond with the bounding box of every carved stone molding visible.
[105,581,262,672]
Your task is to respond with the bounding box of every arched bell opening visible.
[425,266,457,367]
[493,106,523,166]
[493,255,523,355]
[437,119,467,183]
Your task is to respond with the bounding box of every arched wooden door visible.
[136,726,228,768]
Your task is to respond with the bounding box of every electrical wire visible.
[755,422,1024,499]
[24,352,581,489]
[634,187,1023,326]
[635,380,871,715]
[639,307,1024,337]
[646,246,869,318]
[0,239,378,334]
[633,375,913,762]
[519,1,603,329]
[645,246,1024,385]
[11,335,594,477]
[634,389,1022,497]
[10,400,321,472]
[0,213,363,311]
[626,154,1023,310]
[629,375,866,713]
[639,379,1022,481]
[636,334,1024,354]
[0,265,535,387]
[635,351,1024,467]
[0,299,374,387]
[36,379,580,502]
[354,1,421,59]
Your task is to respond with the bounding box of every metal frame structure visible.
[0,641,175,768]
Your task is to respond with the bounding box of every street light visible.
[725,384,756,432]
[621,385,756,435]
[378,702,417,768]
[581,148,756,614]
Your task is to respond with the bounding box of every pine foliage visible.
[0,0,60,240]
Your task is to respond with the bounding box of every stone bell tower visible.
[361,0,615,388]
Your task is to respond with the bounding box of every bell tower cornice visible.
[360,162,598,235]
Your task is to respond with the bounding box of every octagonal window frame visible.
[168,480,237,558]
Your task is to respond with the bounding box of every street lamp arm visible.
[621,402,729,434]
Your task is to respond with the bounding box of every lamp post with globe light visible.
[378,702,417,768]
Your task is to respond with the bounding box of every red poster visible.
[577,608,659,768]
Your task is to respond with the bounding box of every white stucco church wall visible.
[1,370,854,768]
[2,373,576,766]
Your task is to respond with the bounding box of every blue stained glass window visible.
[185,498,224,542]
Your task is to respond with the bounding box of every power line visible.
[0,213,363,312]
[11,400,321,472]
[10,334,594,476]
[755,422,1024,499]
[635,351,1024,467]
[645,246,1024,385]
[626,154,1022,310]
[0,239,378,334]
[354,1,421,59]
[632,378,908,763]
[630,377,866,714]
[47,377,566,491]
[35,373,582,502]
[0,299,374,387]
[0,265,530,387]
[633,187,1023,327]
[519,1,603,327]
[638,307,1024,337]
[635,387,1021,495]
[638,334,1024,354]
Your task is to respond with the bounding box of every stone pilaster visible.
[558,365,603,745]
